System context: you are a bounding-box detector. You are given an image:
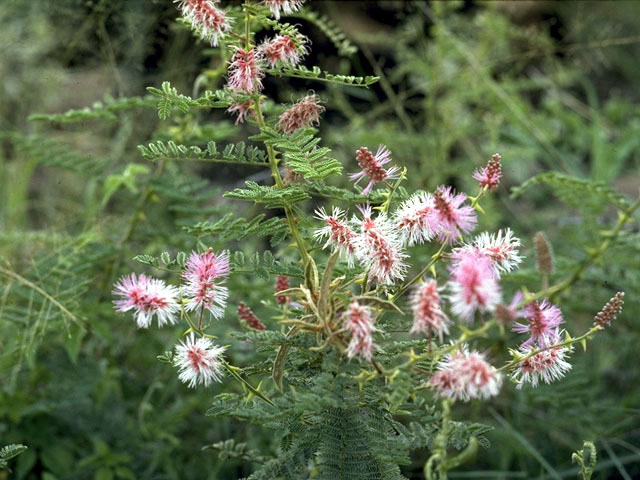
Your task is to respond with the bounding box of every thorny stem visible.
[224,361,275,406]
[392,242,448,301]
[497,325,603,373]
[240,2,311,270]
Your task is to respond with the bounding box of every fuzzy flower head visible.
[175,0,232,46]
[429,346,503,401]
[353,205,408,285]
[472,153,502,191]
[344,302,377,361]
[465,228,522,274]
[314,206,357,265]
[262,0,305,19]
[513,300,563,347]
[278,94,325,134]
[410,279,450,341]
[227,48,264,93]
[512,344,572,389]
[448,250,501,322]
[260,34,307,68]
[349,145,400,196]
[394,192,436,246]
[182,249,230,319]
[113,273,179,328]
[174,334,226,388]
[430,186,477,243]
[227,99,255,125]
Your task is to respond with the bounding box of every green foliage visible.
[251,127,342,180]
[291,8,358,57]
[185,213,290,246]
[510,171,631,213]
[147,81,232,119]
[266,65,379,87]
[224,181,310,208]
[0,132,110,174]
[0,444,27,471]
[138,139,268,166]
[28,95,156,123]
[572,441,597,480]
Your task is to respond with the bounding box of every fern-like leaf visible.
[138,139,268,166]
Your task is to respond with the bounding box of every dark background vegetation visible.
[1,0,640,478]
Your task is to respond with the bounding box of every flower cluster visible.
[175,0,232,46]
[394,186,478,246]
[113,248,230,388]
[429,347,503,401]
[473,153,502,191]
[344,302,377,361]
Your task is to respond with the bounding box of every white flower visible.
[174,334,226,388]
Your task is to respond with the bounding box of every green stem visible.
[526,192,640,305]
[224,362,275,406]
[498,325,603,373]
[392,242,447,301]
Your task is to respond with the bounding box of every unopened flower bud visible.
[594,292,624,328]
[237,302,266,331]
[534,232,554,275]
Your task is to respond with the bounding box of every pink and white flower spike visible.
[349,145,400,196]
[175,0,232,46]
[182,249,230,319]
[344,302,377,361]
[410,279,450,342]
[448,250,501,321]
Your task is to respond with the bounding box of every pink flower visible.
[394,192,436,246]
[277,95,325,134]
[260,34,307,68]
[227,99,255,124]
[174,334,226,387]
[113,273,179,328]
[175,0,232,46]
[429,347,502,401]
[344,302,377,361]
[448,250,501,321]
[314,207,357,265]
[430,186,477,243]
[410,279,450,341]
[473,153,502,191]
[262,0,305,19]
[453,229,522,275]
[353,205,408,285]
[513,300,563,347]
[349,145,400,196]
[227,48,264,93]
[512,344,572,389]
[182,249,230,319]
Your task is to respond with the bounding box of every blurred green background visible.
[1,0,640,478]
